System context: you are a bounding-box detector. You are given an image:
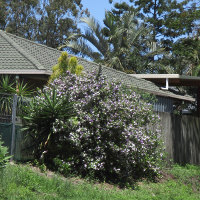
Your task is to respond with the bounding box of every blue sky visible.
[81,0,130,26]
[81,0,112,25]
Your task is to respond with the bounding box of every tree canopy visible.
[108,0,200,74]
[0,0,89,48]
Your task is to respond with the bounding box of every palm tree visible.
[61,11,161,73]
[60,16,110,63]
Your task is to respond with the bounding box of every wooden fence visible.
[1,108,200,164]
[159,112,200,165]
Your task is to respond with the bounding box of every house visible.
[0,30,195,113]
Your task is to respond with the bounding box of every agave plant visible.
[22,87,74,161]
[0,76,15,115]
[16,82,33,116]
[0,75,33,117]
[16,81,33,97]
[0,75,16,94]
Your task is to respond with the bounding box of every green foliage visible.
[0,164,72,199]
[0,0,8,30]
[109,0,200,74]
[53,158,71,176]
[16,81,33,97]
[0,75,33,96]
[170,164,200,183]
[156,37,200,75]
[61,17,109,63]
[21,87,75,162]
[0,75,16,94]
[0,76,15,114]
[4,0,38,40]
[36,0,88,48]
[49,52,83,82]
[0,137,10,169]
[110,0,200,44]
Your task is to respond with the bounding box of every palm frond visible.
[80,17,109,54]
[106,56,124,71]
[66,39,102,60]
[59,33,82,50]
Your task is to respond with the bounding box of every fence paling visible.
[0,93,19,160]
[10,94,17,160]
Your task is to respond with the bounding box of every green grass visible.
[0,163,199,200]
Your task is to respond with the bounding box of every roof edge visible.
[0,69,51,75]
[141,88,195,102]
[130,73,200,81]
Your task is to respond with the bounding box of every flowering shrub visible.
[49,71,164,185]
[23,71,163,186]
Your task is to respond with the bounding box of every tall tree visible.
[0,0,88,47]
[0,0,8,30]
[109,0,200,75]
[157,37,200,75]
[109,0,200,48]
[5,0,38,40]
[36,0,86,48]
[61,16,112,66]
[104,11,160,73]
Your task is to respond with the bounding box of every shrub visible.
[23,71,164,186]
[0,137,10,169]
[49,52,84,82]
[51,72,164,185]
[0,75,33,116]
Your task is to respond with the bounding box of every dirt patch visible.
[158,171,176,183]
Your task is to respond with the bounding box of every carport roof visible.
[130,74,200,87]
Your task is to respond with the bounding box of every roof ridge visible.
[1,30,104,68]
[3,30,62,53]
[0,30,45,70]
[1,30,114,71]
[0,69,51,75]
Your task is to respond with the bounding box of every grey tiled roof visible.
[0,30,194,102]
[0,30,59,72]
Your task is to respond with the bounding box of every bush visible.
[52,72,163,185]
[0,75,33,116]
[0,137,10,169]
[23,71,164,186]
[49,52,83,82]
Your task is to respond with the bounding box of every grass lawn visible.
[0,163,199,200]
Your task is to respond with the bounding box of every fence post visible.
[10,94,17,160]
